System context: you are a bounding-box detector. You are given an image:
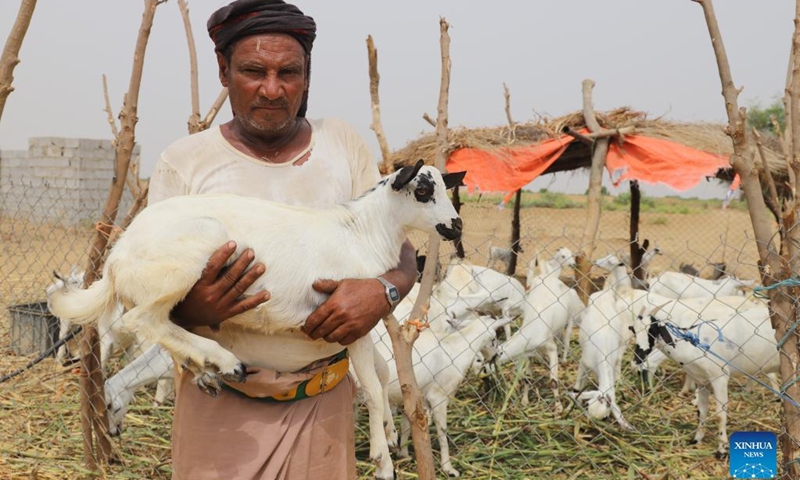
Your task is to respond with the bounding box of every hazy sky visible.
[0,1,794,199]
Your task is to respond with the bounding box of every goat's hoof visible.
[220,362,247,383]
[195,373,222,396]
[688,438,699,445]
[714,451,729,461]
[443,465,460,477]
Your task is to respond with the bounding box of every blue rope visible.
[752,277,800,299]
[661,320,800,410]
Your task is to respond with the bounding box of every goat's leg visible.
[397,413,411,458]
[679,374,697,396]
[543,339,562,413]
[56,319,71,364]
[561,317,574,363]
[348,337,393,480]
[372,345,397,448]
[710,376,730,459]
[608,390,632,431]
[119,304,245,394]
[428,393,459,478]
[692,384,711,445]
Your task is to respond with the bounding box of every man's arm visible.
[302,239,417,345]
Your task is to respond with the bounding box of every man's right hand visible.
[171,241,270,330]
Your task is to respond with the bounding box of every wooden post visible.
[80,0,163,467]
[694,1,800,476]
[575,80,610,303]
[629,180,645,285]
[452,185,465,259]
[506,189,522,276]
[0,0,37,123]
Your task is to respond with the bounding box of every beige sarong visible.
[171,361,357,480]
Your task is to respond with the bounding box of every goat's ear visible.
[442,170,467,190]
[53,270,64,281]
[658,324,675,347]
[642,239,650,250]
[391,159,424,191]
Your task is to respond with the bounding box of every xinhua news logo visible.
[729,431,777,479]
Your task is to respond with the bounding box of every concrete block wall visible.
[0,137,140,226]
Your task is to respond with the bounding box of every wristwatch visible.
[376,276,401,310]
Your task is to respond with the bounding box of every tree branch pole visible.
[0,0,37,123]
[80,0,162,468]
[177,0,202,134]
[388,18,454,480]
[366,35,391,169]
[753,128,783,222]
[502,83,522,276]
[694,1,799,476]
[575,79,610,303]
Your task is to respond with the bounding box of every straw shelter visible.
[385,107,786,277]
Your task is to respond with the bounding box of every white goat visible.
[46,269,127,368]
[649,271,755,299]
[631,305,778,458]
[371,313,513,477]
[105,344,176,436]
[494,253,582,410]
[48,162,465,480]
[525,247,583,361]
[434,261,526,332]
[570,254,635,429]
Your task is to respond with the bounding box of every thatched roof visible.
[384,107,787,189]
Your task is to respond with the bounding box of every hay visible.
[0,339,781,479]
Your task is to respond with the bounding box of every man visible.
[147,1,417,478]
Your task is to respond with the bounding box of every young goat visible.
[48,161,465,480]
[105,344,176,436]
[570,254,635,430]
[632,305,777,458]
[495,253,582,411]
[371,313,513,477]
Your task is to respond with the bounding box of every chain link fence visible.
[0,176,782,479]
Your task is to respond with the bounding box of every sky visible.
[0,1,794,200]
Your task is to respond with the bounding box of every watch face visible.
[388,288,400,302]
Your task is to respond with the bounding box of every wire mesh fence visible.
[0,180,783,479]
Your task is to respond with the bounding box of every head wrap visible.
[207,0,316,54]
[208,0,316,117]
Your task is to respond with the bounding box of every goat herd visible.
[44,163,774,478]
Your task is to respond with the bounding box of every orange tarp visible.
[605,135,730,190]
[446,132,732,203]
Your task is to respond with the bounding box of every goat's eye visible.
[415,187,431,197]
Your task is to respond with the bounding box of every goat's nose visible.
[452,217,463,232]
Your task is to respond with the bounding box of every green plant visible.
[747,97,785,134]
[649,216,669,225]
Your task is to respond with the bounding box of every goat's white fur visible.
[48,164,463,480]
[486,244,522,270]
[648,271,755,299]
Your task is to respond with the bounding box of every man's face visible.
[218,33,308,139]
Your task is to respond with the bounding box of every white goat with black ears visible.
[631,304,778,458]
[48,160,465,480]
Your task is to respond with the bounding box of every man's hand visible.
[171,241,270,330]
[302,278,390,345]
